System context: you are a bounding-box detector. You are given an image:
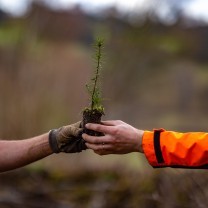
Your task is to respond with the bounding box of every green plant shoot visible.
[86,38,104,113]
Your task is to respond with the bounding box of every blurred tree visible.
[0,8,8,23]
[134,0,194,24]
[26,1,92,43]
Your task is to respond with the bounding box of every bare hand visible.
[82,120,144,155]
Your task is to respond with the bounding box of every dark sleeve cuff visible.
[142,129,166,168]
[49,129,60,153]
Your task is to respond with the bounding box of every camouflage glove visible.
[49,121,87,153]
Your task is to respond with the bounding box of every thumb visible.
[64,125,83,137]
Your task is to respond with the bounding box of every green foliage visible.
[0,24,24,47]
[86,38,104,113]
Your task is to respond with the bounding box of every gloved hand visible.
[49,121,87,153]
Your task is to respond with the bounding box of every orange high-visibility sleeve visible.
[142,129,208,168]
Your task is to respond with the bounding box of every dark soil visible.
[82,109,104,136]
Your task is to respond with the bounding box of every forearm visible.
[142,129,208,168]
[0,133,53,172]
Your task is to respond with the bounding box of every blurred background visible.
[1,0,208,207]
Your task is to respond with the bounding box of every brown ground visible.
[1,167,208,208]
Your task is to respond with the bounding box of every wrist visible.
[136,129,144,153]
[48,129,60,153]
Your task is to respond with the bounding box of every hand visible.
[82,120,144,155]
[49,121,87,153]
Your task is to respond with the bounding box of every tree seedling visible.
[82,38,105,136]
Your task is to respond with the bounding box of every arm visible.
[83,120,208,169]
[0,133,52,172]
[143,129,208,168]
[0,121,86,173]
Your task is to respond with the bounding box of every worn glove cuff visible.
[49,129,60,153]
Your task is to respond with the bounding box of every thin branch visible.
[91,39,103,110]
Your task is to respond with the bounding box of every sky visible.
[0,0,208,22]
[0,0,141,15]
[184,0,208,21]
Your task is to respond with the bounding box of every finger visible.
[85,143,98,150]
[82,133,102,143]
[101,120,124,126]
[100,120,116,126]
[86,142,112,151]
[63,126,82,137]
[94,145,114,155]
[82,133,113,144]
[85,123,115,135]
[86,143,105,151]
[82,133,109,144]
[71,121,82,128]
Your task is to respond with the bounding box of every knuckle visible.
[111,128,117,135]
[109,136,116,144]
[116,120,123,124]
[112,127,120,135]
[93,138,99,144]
[96,125,103,132]
[94,146,101,151]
